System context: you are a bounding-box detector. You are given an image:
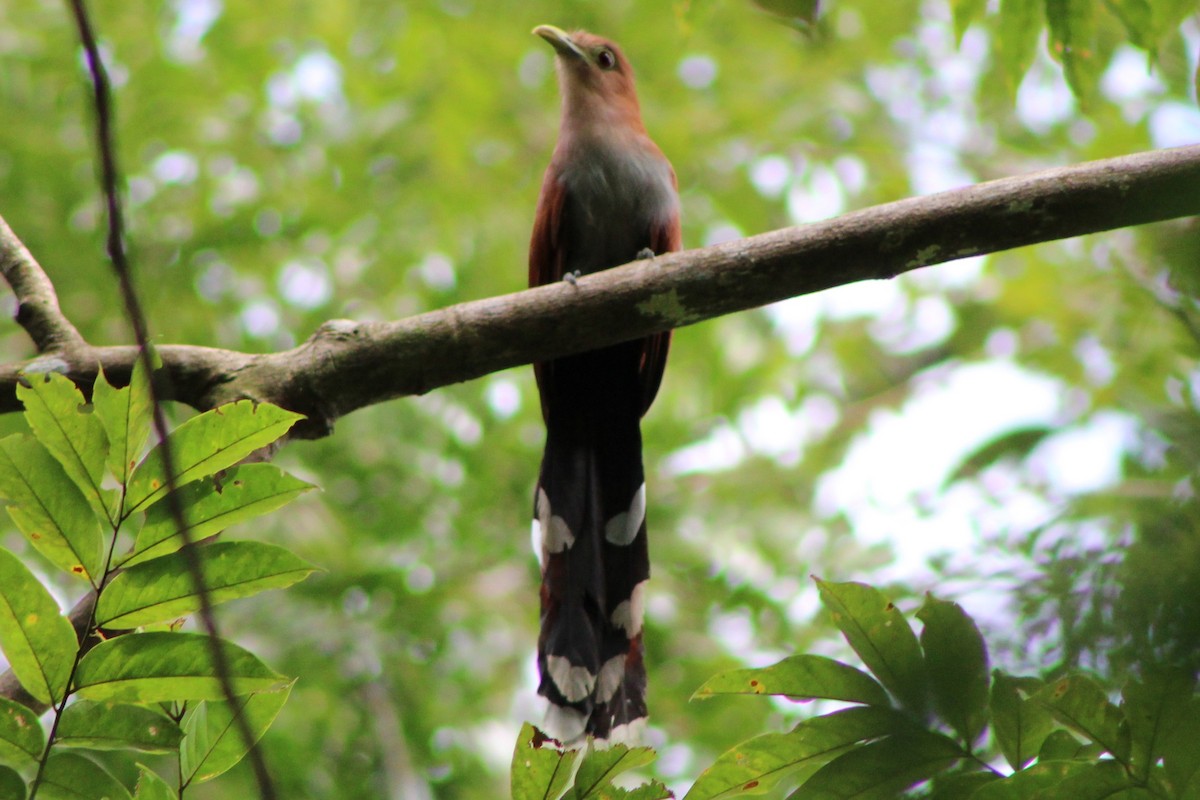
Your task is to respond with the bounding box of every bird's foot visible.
[563,269,582,285]
[636,248,656,261]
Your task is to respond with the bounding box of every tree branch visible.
[3,144,1199,437]
[0,215,85,353]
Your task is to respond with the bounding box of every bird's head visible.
[533,25,644,133]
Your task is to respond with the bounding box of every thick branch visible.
[3,144,1199,436]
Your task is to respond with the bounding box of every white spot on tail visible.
[604,483,646,546]
[547,655,596,702]
[544,703,587,745]
[607,717,647,746]
[535,487,574,558]
[531,518,543,568]
[610,580,647,637]
[594,655,626,704]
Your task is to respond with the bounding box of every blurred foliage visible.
[1,0,1199,797]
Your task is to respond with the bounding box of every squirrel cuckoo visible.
[528,25,680,742]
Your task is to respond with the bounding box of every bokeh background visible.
[2,0,1199,796]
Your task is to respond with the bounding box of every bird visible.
[527,24,681,743]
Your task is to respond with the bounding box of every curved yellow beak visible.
[533,24,586,59]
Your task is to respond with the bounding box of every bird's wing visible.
[528,163,568,288]
[529,167,568,424]
[636,205,680,415]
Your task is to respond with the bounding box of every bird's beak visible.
[533,24,586,60]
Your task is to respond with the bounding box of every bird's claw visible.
[564,269,582,285]
[636,247,656,261]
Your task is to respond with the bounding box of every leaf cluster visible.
[511,723,673,800]
[953,0,1199,106]
[683,581,1200,800]
[0,367,317,798]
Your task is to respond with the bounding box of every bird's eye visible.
[596,49,616,70]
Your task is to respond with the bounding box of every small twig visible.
[63,2,276,797]
[0,215,84,352]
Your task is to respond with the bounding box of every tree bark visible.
[3,144,1199,440]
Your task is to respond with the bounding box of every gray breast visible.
[558,139,678,275]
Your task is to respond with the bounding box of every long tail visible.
[532,342,651,742]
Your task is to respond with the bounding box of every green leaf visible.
[1044,0,1100,107]
[1038,729,1085,760]
[0,546,78,705]
[511,723,585,800]
[1108,0,1198,52]
[788,730,962,799]
[1033,675,1131,763]
[990,672,1055,770]
[92,362,153,495]
[56,700,183,753]
[686,707,917,800]
[951,0,987,44]
[133,765,177,800]
[996,0,1043,91]
[1106,0,1155,48]
[601,783,672,800]
[692,654,890,707]
[966,760,1088,800]
[1034,760,1154,800]
[0,696,44,772]
[124,400,303,514]
[916,595,989,745]
[1195,46,1199,105]
[943,426,1051,488]
[815,580,927,715]
[927,771,1000,800]
[749,0,820,26]
[0,765,25,800]
[1162,697,1200,792]
[1121,667,1194,781]
[180,679,293,784]
[96,541,318,629]
[0,435,104,583]
[1156,0,1200,43]
[570,741,656,799]
[37,752,132,800]
[73,632,287,703]
[16,372,109,521]
[124,464,315,568]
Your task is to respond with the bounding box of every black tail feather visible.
[533,342,651,742]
